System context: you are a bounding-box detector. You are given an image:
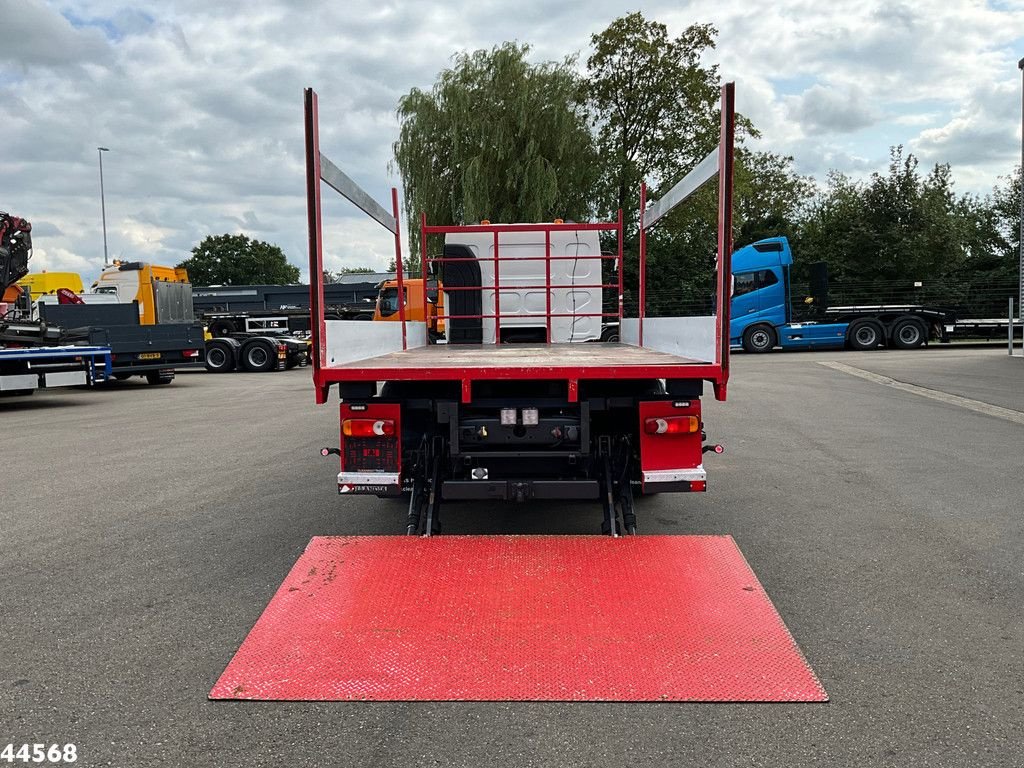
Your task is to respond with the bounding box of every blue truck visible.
[729,236,960,353]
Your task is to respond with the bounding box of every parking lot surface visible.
[2,348,1022,767]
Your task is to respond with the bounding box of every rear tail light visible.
[182,349,198,358]
[644,415,699,435]
[343,418,396,438]
[690,480,707,492]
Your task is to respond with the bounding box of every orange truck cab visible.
[90,261,192,325]
[373,278,445,337]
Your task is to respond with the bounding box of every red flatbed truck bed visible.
[303,84,735,536]
[317,343,715,394]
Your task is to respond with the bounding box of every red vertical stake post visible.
[493,230,501,345]
[545,230,552,344]
[638,182,647,348]
[420,213,429,338]
[616,208,624,325]
[303,88,327,404]
[716,82,736,399]
[391,188,407,351]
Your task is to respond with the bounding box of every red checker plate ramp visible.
[210,536,827,702]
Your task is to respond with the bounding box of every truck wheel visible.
[205,342,235,373]
[600,327,620,343]
[742,324,776,353]
[145,372,174,385]
[241,340,275,372]
[848,320,882,350]
[892,318,925,349]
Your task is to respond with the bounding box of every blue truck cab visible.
[730,237,850,352]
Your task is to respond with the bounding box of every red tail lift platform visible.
[210,536,827,702]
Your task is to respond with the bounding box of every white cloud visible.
[0,0,111,68]
[788,84,880,135]
[2,0,1023,283]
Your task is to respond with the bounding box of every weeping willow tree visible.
[393,43,599,262]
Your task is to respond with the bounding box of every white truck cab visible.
[443,227,603,343]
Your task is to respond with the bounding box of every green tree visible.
[393,43,598,259]
[985,168,1022,282]
[585,13,783,318]
[734,150,813,246]
[798,147,978,305]
[942,168,1022,316]
[178,234,299,285]
[587,14,748,225]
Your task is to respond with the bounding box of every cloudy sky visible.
[3,0,1023,283]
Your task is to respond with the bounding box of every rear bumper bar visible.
[338,472,401,496]
[642,467,706,493]
[442,479,599,501]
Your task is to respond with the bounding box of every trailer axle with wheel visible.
[204,334,308,373]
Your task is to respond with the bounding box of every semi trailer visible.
[87,260,311,373]
[38,301,203,384]
[730,236,1019,352]
[0,340,111,395]
[304,85,735,535]
[35,264,205,383]
[1,211,112,394]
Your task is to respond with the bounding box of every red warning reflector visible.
[210,536,827,702]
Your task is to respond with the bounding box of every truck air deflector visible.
[210,535,827,702]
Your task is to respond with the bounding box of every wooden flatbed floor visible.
[317,344,721,399]
[337,343,705,371]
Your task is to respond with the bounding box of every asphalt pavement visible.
[1,347,1022,767]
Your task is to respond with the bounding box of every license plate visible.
[138,352,162,360]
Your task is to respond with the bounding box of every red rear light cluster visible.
[343,419,396,438]
[644,415,699,435]
[182,349,199,358]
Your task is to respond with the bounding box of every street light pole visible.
[97,146,110,267]
[1018,58,1024,354]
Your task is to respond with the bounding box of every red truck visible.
[304,84,735,536]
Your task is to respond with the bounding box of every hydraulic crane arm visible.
[1,212,33,293]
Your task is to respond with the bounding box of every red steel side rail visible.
[493,231,501,344]
[545,230,552,343]
[420,220,623,343]
[421,213,428,331]
[716,82,735,399]
[638,81,735,400]
[638,183,647,347]
[616,208,624,322]
[303,89,326,392]
[304,86,407,403]
[392,188,407,351]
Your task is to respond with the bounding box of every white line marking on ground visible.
[818,361,1024,426]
